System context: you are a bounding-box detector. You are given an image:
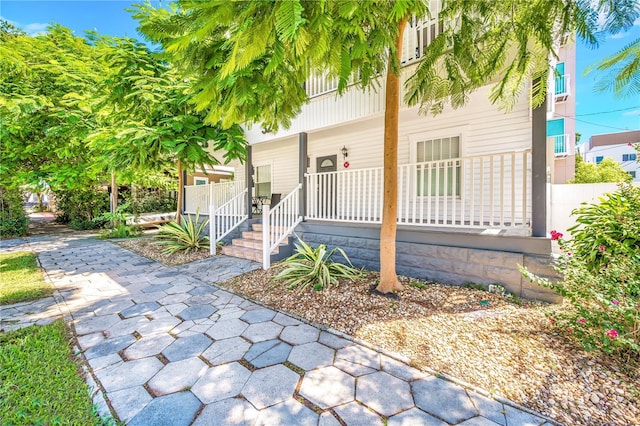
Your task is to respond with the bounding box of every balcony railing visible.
[552,134,571,156]
[306,150,531,228]
[554,74,570,101]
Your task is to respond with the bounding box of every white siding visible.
[252,137,299,195]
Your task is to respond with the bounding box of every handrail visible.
[210,188,248,255]
[262,184,303,269]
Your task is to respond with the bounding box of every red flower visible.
[549,317,556,324]
[598,245,606,252]
[567,327,573,333]
[550,230,563,241]
[606,329,618,339]
[629,143,634,147]
[578,318,586,324]
[612,299,620,306]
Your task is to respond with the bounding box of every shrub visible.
[0,187,28,238]
[53,187,109,230]
[521,185,640,354]
[155,211,209,254]
[275,238,362,292]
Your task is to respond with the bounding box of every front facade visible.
[182,15,574,302]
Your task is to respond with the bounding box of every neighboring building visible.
[183,11,576,302]
[579,130,640,181]
[546,40,577,183]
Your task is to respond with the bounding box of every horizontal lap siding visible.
[252,137,299,195]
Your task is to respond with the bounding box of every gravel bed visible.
[118,238,640,425]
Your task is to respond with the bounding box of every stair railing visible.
[262,184,303,269]
[210,188,248,255]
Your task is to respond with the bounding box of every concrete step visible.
[241,230,263,241]
[220,245,262,262]
[231,238,281,252]
[251,223,292,233]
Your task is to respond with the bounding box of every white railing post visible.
[262,204,270,270]
[210,201,216,256]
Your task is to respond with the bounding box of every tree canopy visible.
[570,155,633,184]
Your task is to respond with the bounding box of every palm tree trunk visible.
[376,18,407,294]
[176,159,183,225]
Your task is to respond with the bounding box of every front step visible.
[221,221,292,262]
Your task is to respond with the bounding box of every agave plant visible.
[155,210,209,255]
[275,238,362,292]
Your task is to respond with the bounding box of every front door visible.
[316,155,337,218]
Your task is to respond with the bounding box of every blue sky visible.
[2,0,639,144]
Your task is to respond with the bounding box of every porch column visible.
[299,132,308,219]
[181,169,187,215]
[246,145,253,219]
[531,78,548,237]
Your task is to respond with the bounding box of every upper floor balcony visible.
[554,73,570,102]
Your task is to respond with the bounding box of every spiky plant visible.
[155,210,209,254]
[275,238,362,292]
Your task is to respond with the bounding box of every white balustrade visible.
[210,188,248,255]
[262,184,303,269]
[184,180,244,215]
[306,150,531,229]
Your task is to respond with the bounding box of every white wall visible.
[549,182,640,237]
[584,143,640,182]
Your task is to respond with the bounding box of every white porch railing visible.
[262,184,303,269]
[184,180,244,215]
[554,74,570,101]
[210,188,248,255]
[306,150,532,228]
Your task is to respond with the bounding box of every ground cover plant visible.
[0,187,28,239]
[0,321,105,425]
[0,252,51,305]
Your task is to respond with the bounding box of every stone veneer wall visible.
[296,222,561,303]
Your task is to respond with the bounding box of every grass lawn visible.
[0,251,52,305]
[0,321,105,425]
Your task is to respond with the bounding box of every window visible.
[416,136,460,196]
[554,62,566,95]
[194,177,208,186]
[629,171,636,179]
[595,156,604,164]
[254,164,271,198]
[622,154,637,161]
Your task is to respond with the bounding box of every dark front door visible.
[316,155,337,218]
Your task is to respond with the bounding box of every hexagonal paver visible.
[457,417,504,426]
[188,286,215,296]
[108,386,153,422]
[319,331,352,349]
[158,293,191,305]
[319,412,342,426]
[333,401,383,425]
[381,355,428,382]
[387,408,447,426]
[254,398,319,426]
[84,334,136,360]
[135,317,181,337]
[240,308,277,324]
[241,364,299,409]
[280,324,320,345]
[357,371,413,416]
[95,357,163,393]
[191,362,251,404]
[412,377,478,424]
[272,312,302,327]
[124,334,175,360]
[191,397,258,426]
[201,337,251,366]
[187,294,218,305]
[299,366,355,409]
[141,283,172,293]
[288,342,335,371]
[504,405,546,426]
[147,357,208,396]
[241,321,283,343]
[244,340,292,368]
[128,391,201,426]
[121,302,160,319]
[206,319,249,340]
[178,305,217,321]
[162,334,212,362]
[468,392,507,426]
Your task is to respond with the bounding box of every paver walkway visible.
[0,233,555,426]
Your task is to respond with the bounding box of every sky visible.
[1,0,639,145]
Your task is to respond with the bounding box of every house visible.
[183,14,576,303]
[577,130,640,181]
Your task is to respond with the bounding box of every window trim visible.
[193,177,208,186]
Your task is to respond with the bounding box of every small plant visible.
[408,281,428,290]
[95,203,141,239]
[154,211,209,254]
[275,238,362,292]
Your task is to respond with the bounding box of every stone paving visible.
[0,234,555,426]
